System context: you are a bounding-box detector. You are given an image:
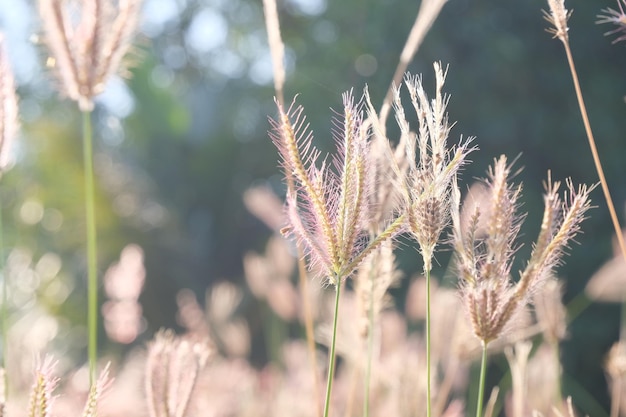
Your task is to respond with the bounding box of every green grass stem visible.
[323,279,342,417]
[82,110,98,385]
[476,342,488,417]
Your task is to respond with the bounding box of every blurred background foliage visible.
[1,0,626,412]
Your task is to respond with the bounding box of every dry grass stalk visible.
[262,0,285,106]
[452,156,593,345]
[544,0,626,294]
[38,0,142,111]
[378,0,449,126]
[484,387,500,417]
[606,341,626,417]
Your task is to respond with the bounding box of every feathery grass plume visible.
[452,157,592,344]
[38,0,143,111]
[271,91,404,283]
[452,156,592,417]
[145,329,213,417]
[395,62,474,272]
[543,0,572,43]
[597,0,626,44]
[81,363,112,417]
[28,357,59,417]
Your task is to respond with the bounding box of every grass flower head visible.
[393,62,474,271]
[544,0,572,43]
[452,156,593,344]
[38,0,142,111]
[271,91,403,284]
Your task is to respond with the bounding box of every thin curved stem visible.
[552,341,563,408]
[323,280,342,417]
[82,110,98,385]
[363,268,375,417]
[0,203,7,401]
[297,250,322,416]
[561,40,626,268]
[476,342,488,417]
[426,268,432,417]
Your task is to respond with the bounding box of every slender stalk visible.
[560,41,626,269]
[476,342,488,417]
[621,299,626,341]
[378,0,449,126]
[552,342,563,408]
[262,301,286,365]
[0,203,7,400]
[82,110,98,385]
[297,250,322,416]
[344,366,359,417]
[363,269,375,417]
[426,268,432,417]
[610,375,621,417]
[433,357,459,417]
[323,279,342,417]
